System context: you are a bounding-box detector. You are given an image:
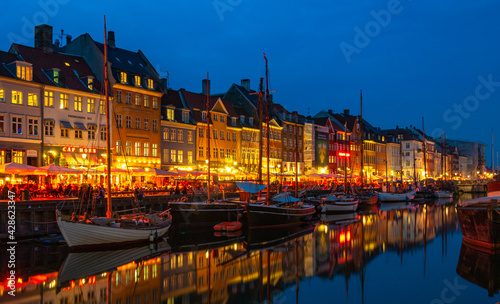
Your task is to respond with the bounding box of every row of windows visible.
[0,114,39,136]
[42,91,106,114]
[0,89,39,107]
[115,90,159,109]
[162,149,193,164]
[162,128,193,142]
[115,115,158,132]
[283,124,303,135]
[198,128,237,142]
[115,141,158,157]
[198,147,237,160]
[119,72,155,90]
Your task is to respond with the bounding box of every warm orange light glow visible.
[338,152,350,157]
[347,231,351,242]
[340,232,345,243]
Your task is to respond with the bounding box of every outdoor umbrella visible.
[39,164,83,175]
[0,162,44,175]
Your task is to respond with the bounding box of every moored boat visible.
[168,200,244,227]
[321,194,359,213]
[378,189,416,202]
[434,190,453,199]
[487,180,500,197]
[457,195,500,252]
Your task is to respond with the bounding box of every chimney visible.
[66,34,72,45]
[34,24,53,53]
[241,79,250,91]
[107,31,115,48]
[328,109,333,115]
[396,125,399,129]
[343,109,350,116]
[202,79,210,95]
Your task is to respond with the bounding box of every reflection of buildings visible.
[1,204,459,304]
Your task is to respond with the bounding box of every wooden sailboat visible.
[56,17,172,249]
[168,73,244,228]
[243,53,316,228]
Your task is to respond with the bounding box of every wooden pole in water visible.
[206,73,210,200]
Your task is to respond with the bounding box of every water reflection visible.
[0,201,462,304]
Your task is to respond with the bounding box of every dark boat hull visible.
[457,203,500,252]
[358,194,379,206]
[169,201,244,227]
[245,203,316,229]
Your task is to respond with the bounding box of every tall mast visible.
[360,90,364,187]
[295,112,298,198]
[492,128,494,173]
[206,72,210,200]
[422,117,427,186]
[258,78,264,184]
[444,132,447,180]
[104,16,112,218]
[264,53,270,206]
[399,136,403,186]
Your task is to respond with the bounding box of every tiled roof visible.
[162,89,184,108]
[10,44,102,94]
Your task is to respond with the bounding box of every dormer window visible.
[249,117,254,125]
[202,111,207,122]
[240,115,244,123]
[135,75,141,87]
[52,69,60,84]
[231,117,236,126]
[167,108,174,121]
[147,79,153,89]
[120,72,127,84]
[83,76,94,90]
[182,111,189,123]
[16,62,33,81]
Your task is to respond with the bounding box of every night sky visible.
[2,0,500,165]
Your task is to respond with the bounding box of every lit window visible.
[120,72,127,84]
[99,100,105,114]
[171,129,176,140]
[16,64,33,81]
[144,143,149,157]
[163,128,169,140]
[178,150,183,163]
[147,79,153,89]
[152,144,158,157]
[87,77,93,90]
[135,94,141,106]
[126,142,132,156]
[178,130,183,141]
[60,94,68,109]
[143,95,149,107]
[135,75,141,86]
[152,97,158,109]
[28,93,38,106]
[188,151,193,164]
[167,108,174,121]
[116,141,122,155]
[12,91,22,104]
[74,96,82,112]
[134,142,141,156]
[188,131,193,142]
[170,150,176,162]
[87,98,95,113]
[0,89,4,102]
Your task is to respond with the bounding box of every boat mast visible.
[206,72,210,200]
[360,90,364,187]
[492,128,494,174]
[264,53,270,206]
[104,16,112,218]
[399,136,403,187]
[295,112,299,198]
[344,122,348,195]
[258,78,264,184]
[422,117,427,186]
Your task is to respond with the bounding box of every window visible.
[144,118,149,130]
[126,116,132,128]
[213,130,218,139]
[12,151,24,164]
[115,141,122,155]
[213,148,218,158]
[88,125,96,139]
[220,149,224,158]
[28,93,38,106]
[134,75,141,86]
[233,150,236,160]
[188,131,193,142]
[178,130,183,141]
[249,117,253,125]
[199,146,204,157]
[152,97,158,109]
[74,96,82,111]
[60,93,68,109]
[75,129,82,139]
[135,94,141,106]
[178,150,183,163]
[220,130,224,140]
[231,117,236,126]
[116,90,122,103]
[182,111,189,123]
[144,143,150,157]
[163,128,169,140]
[233,132,236,142]
[87,98,95,113]
[12,116,22,135]
[202,111,207,122]
[135,142,141,156]
[136,117,141,130]
[220,115,225,123]
[167,108,174,121]
[199,127,204,138]
[100,126,106,140]
[61,127,69,138]
[99,100,106,114]
[16,64,32,81]
[116,114,122,128]
[44,120,54,136]
[126,142,132,156]
[283,125,287,133]
[228,132,231,141]
[126,92,132,104]
[213,114,218,121]
[143,95,149,107]
[12,91,22,104]
[226,149,231,159]
[171,129,176,140]
[188,151,193,164]
[163,149,169,163]
[28,118,38,136]
[120,72,127,84]
[147,79,153,89]
[152,144,158,157]
[170,150,176,162]
[152,120,158,132]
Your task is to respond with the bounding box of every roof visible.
[0,51,21,78]
[179,89,239,125]
[10,44,102,94]
[162,89,185,108]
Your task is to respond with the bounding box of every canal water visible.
[1,194,499,304]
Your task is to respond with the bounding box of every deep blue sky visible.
[2,0,500,165]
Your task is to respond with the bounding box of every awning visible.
[12,148,25,152]
[74,122,87,131]
[87,122,97,127]
[60,121,73,129]
[61,152,76,163]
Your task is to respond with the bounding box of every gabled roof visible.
[179,89,239,126]
[380,128,420,142]
[9,44,103,94]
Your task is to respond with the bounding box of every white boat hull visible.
[57,215,171,248]
[321,197,358,213]
[378,190,416,202]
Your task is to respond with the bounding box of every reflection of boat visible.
[457,196,500,251]
[456,241,500,297]
[58,241,171,289]
[379,202,411,211]
[169,226,244,253]
[434,190,453,198]
[378,190,416,202]
[168,200,244,227]
[320,212,357,224]
[435,197,453,205]
[245,224,314,251]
